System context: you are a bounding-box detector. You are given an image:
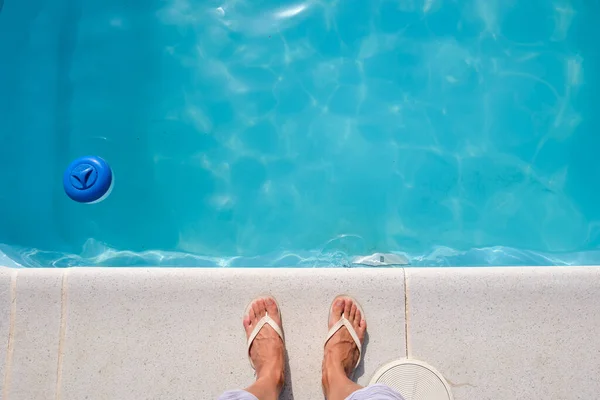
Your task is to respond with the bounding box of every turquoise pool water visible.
[1,0,599,267]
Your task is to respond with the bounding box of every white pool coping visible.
[1,267,599,399]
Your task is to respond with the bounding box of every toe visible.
[258,298,268,319]
[243,315,253,335]
[265,297,279,321]
[333,298,345,315]
[350,303,357,322]
[358,318,367,339]
[343,297,352,318]
[329,298,346,328]
[355,307,362,325]
[251,300,262,322]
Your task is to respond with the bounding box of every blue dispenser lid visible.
[63,156,113,203]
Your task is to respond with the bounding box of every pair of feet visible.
[242,297,367,400]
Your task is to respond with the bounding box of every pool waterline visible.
[2,239,600,268]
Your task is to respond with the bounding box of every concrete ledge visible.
[406,267,600,400]
[0,268,16,399]
[0,267,598,400]
[0,268,405,400]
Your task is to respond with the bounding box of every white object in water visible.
[351,253,409,266]
[370,359,453,400]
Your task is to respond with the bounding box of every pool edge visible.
[1,266,598,399]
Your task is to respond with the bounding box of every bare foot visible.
[243,298,285,394]
[322,297,367,400]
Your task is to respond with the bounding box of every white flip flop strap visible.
[325,314,362,368]
[247,312,284,369]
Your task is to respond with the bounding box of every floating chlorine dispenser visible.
[63,156,113,203]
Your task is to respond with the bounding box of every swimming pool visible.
[1,0,599,267]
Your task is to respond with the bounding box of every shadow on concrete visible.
[280,348,295,400]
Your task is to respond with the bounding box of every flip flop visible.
[324,295,365,370]
[244,296,284,369]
